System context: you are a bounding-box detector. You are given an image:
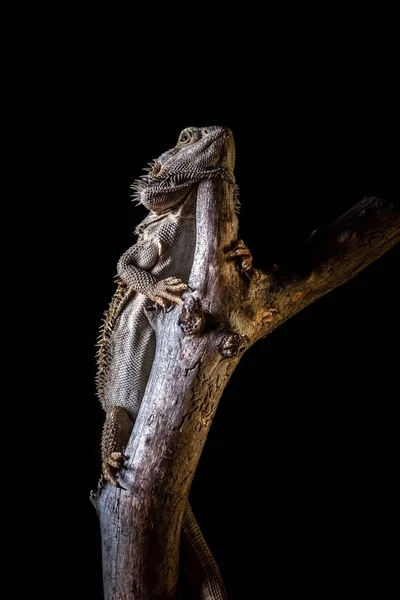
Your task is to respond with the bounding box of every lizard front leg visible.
[101,406,133,487]
[117,244,190,308]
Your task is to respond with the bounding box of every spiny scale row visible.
[96,280,128,405]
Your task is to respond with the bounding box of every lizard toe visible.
[103,463,120,487]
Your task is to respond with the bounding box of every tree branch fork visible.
[98,180,399,599]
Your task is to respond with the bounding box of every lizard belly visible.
[103,207,197,420]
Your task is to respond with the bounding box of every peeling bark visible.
[98,179,399,599]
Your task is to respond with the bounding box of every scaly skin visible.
[96,127,238,599]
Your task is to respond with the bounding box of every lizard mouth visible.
[148,130,226,180]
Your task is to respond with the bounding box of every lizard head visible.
[131,126,235,214]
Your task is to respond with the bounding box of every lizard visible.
[95,126,243,599]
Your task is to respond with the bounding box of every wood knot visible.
[337,230,356,244]
[219,332,249,358]
[178,296,204,336]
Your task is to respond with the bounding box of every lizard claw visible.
[149,277,190,307]
[103,469,126,489]
[103,464,120,487]
[228,239,253,273]
[108,451,126,469]
[102,452,127,488]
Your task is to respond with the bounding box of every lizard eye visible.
[177,130,192,145]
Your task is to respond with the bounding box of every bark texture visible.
[98,180,399,599]
[245,195,400,343]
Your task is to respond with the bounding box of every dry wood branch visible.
[99,178,244,599]
[246,196,400,342]
[98,184,399,599]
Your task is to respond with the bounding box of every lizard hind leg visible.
[101,406,134,487]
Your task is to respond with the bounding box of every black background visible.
[25,27,399,599]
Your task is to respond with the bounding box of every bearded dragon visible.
[96,126,238,599]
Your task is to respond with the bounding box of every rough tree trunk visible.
[98,177,399,599]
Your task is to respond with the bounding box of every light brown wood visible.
[98,178,399,599]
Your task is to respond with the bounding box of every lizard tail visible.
[182,502,228,600]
